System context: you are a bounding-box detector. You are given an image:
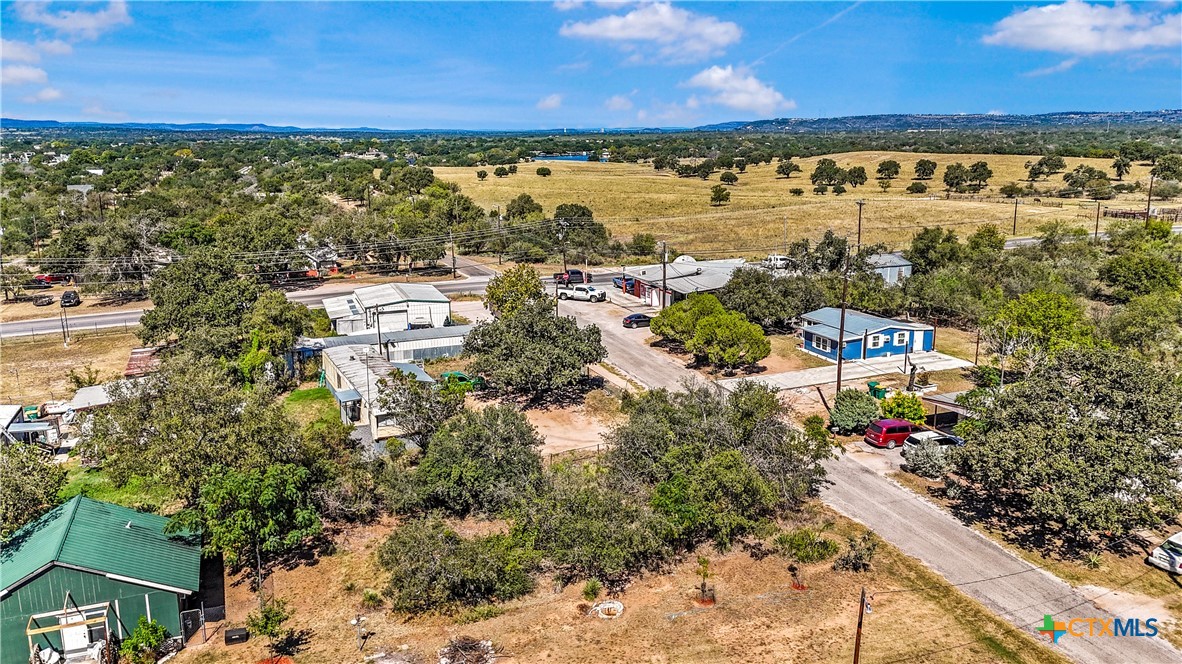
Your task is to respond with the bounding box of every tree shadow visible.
[275,628,314,656]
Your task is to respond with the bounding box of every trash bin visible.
[867,382,887,399]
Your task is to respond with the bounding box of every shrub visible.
[1081,552,1104,570]
[582,578,602,601]
[832,184,847,195]
[813,185,828,195]
[361,588,383,609]
[378,517,539,613]
[904,440,951,479]
[833,533,878,573]
[906,182,928,194]
[774,527,839,563]
[790,188,804,196]
[969,365,1001,388]
[879,392,926,424]
[536,166,552,177]
[120,616,167,659]
[455,604,506,624]
[829,389,880,434]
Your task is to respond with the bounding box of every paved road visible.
[0,275,491,339]
[822,458,1181,664]
[1003,224,1182,249]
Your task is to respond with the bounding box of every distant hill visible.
[2,110,1179,137]
[696,110,1182,133]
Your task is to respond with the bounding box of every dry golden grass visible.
[0,331,140,404]
[434,151,1156,254]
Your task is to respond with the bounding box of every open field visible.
[175,509,1066,664]
[0,331,140,404]
[433,151,1160,254]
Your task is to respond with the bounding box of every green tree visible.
[175,463,322,588]
[650,293,726,344]
[1099,252,1181,300]
[832,184,847,195]
[710,184,731,206]
[1063,164,1108,190]
[811,158,846,186]
[416,405,545,517]
[968,161,993,189]
[829,389,880,434]
[536,166,552,177]
[720,171,739,185]
[476,170,488,181]
[1103,292,1182,362]
[904,227,963,274]
[376,368,466,450]
[378,517,538,612]
[906,182,928,194]
[879,392,925,424]
[686,311,771,371]
[717,266,788,329]
[949,349,1182,548]
[878,179,891,193]
[1150,153,1182,181]
[776,160,802,178]
[628,232,657,256]
[482,264,548,317]
[914,159,937,180]
[506,193,542,219]
[1111,156,1132,180]
[399,165,435,194]
[508,164,518,174]
[966,224,1006,261]
[876,160,901,180]
[845,166,868,188]
[651,450,778,548]
[790,187,805,196]
[246,597,293,658]
[0,443,66,539]
[987,290,1097,354]
[463,300,606,395]
[942,163,970,190]
[493,166,509,178]
[999,182,1024,198]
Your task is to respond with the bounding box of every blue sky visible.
[1,1,1179,129]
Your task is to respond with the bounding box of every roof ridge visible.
[53,495,85,562]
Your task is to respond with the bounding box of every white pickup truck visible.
[556,284,606,302]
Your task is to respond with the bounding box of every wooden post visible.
[835,251,851,392]
[853,587,866,664]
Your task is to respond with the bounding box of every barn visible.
[1,496,201,662]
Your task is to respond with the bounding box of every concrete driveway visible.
[718,351,974,391]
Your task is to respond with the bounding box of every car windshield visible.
[868,424,883,434]
[1162,539,1182,556]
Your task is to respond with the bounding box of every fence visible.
[180,603,226,645]
[546,442,610,466]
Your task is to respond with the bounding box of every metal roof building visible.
[622,257,746,308]
[1,496,201,661]
[324,283,452,335]
[321,345,435,445]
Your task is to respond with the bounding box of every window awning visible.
[334,388,362,403]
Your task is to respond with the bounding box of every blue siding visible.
[803,331,838,361]
[841,339,863,361]
[862,327,933,359]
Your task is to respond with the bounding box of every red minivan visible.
[864,419,924,449]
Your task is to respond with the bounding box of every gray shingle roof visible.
[866,252,912,269]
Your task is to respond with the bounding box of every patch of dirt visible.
[526,405,609,458]
[1079,585,1177,625]
[0,332,141,404]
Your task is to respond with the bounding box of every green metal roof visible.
[1,496,201,596]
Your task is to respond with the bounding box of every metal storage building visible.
[0,496,201,662]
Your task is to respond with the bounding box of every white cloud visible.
[36,39,74,56]
[15,0,133,40]
[604,94,633,111]
[684,65,794,117]
[1024,57,1081,77]
[1,39,41,63]
[984,0,1181,55]
[560,3,741,64]
[81,102,128,120]
[1,64,49,85]
[22,87,63,103]
[553,1,584,10]
[537,93,563,110]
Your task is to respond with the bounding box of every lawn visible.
[59,461,177,514]
[0,331,141,405]
[284,385,339,426]
[763,335,832,372]
[173,508,1065,664]
[432,151,1157,254]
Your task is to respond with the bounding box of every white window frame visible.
[868,334,885,350]
[812,335,832,352]
[895,331,908,346]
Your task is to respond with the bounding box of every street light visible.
[349,615,368,652]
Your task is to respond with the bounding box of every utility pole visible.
[660,241,668,310]
[59,309,70,345]
[852,587,867,664]
[782,216,788,255]
[834,249,851,392]
[558,218,569,274]
[1011,197,1019,235]
[554,280,560,319]
[449,221,457,279]
[495,207,502,265]
[1093,199,1102,244]
[855,200,865,250]
[1145,173,1155,228]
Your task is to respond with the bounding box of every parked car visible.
[611,276,636,290]
[557,284,606,302]
[1149,532,1182,574]
[34,273,72,284]
[864,419,925,449]
[22,280,52,290]
[440,371,486,390]
[623,313,652,328]
[60,290,82,307]
[901,430,964,457]
[553,269,592,285]
[761,254,790,270]
[33,295,54,307]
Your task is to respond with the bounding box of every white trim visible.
[106,573,193,596]
[894,331,907,346]
[868,334,885,350]
[115,600,123,638]
[144,594,151,622]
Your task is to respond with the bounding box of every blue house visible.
[800,307,933,362]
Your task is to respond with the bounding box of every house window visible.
[895,331,908,346]
[812,336,832,352]
[868,334,885,349]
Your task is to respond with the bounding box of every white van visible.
[762,254,789,270]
